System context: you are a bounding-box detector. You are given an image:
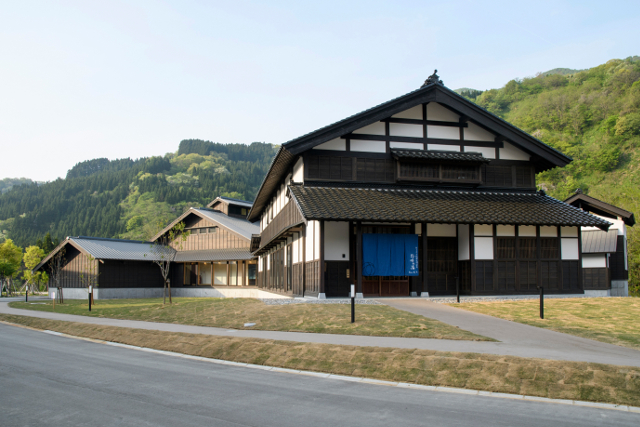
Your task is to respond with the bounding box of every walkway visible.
[1,299,639,367]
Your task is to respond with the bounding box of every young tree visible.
[0,240,22,296]
[147,221,188,305]
[79,254,99,304]
[48,247,66,303]
[23,245,46,293]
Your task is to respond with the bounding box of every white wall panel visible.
[350,140,386,153]
[519,225,536,236]
[427,102,459,122]
[464,122,495,141]
[427,125,460,140]
[561,226,579,237]
[390,142,423,150]
[415,223,422,235]
[464,145,495,159]
[258,256,263,272]
[561,238,580,260]
[458,224,470,260]
[499,142,530,161]
[474,224,493,236]
[389,123,423,137]
[313,138,346,151]
[496,225,515,236]
[292,237,299,264]
[474,237,494,260]
[392,105,423,120]
[305,222,315,262]
[427,144,460,152]
[293,157,304,183]
[314,221,321,260]
[324,221,350,261]
[540,226,558,237]
[427,223,456,237]
[582,253,607,268]
[354,122,386,135]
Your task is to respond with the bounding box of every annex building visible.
[249,71,632,299]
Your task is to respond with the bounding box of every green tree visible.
[0,239,22,296]
[23,245,46,293]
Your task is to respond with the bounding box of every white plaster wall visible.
[313,138,346,151]
[427,223,456,237]
[292,157,304,183]
[390,142,423,150]
[519,225,536,237]
[350,140,386,153]
[389,123,423,137]
[427,102,459,122]
[305,221,315,262]
[475,237,494,260]
[392,105,423,120]
[561,226,579,237]
[496,225,515,236]
[458,224,470,260]
[354,122,386,135]
[258,256,263,272]
[292,236,299,264]
[474,224,493,236]
[415,223,422,235]
[499,142,530,161]
[540,226,557,237]
[427,125,460,140]
[267,253,271,270]
[583,253,607,268]
[427,144,460,152]
[314,221,320,260]
[324,221,350,261]
[464,146,496,159]
[561,238,580,260]
[464,122,495,141]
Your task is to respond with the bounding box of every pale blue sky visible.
[2,0,639,181]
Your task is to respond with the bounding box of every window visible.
[241,208,248,215]
[398,161,481,183]
[518,238,537,259]
[496,237,516,259]
[540,238,559,259]
[198,228,207,234]
[208,227,218,233]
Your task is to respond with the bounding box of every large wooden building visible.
[249,71,616,298]
[36,197,259,299]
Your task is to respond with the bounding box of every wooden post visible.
[356,221,362,297]
[422,222,428,296]
[319,221,325,296]
[226,261,230,286]
[302,223,307,297]
[469,224,476,293]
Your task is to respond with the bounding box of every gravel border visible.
[260,298,381,305]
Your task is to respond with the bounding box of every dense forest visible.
[0,141,276,246]
[460,56,640,293]
[1,57,639,293]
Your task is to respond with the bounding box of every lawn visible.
[452,298,640,350]
[2,313,639,407]
[9,298,490,341]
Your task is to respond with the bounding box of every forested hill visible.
[0,141,277,247]
[461,56,640,290]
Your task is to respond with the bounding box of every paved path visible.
[3,324,637,427]
[2,299,640,367]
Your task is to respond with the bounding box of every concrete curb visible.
[10,324,633,414]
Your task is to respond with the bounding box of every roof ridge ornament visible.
[422,69,443,87]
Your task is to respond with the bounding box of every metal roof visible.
[582,230,618,253]
[174,248,255,262]
[192,208,259,240]
[71,237,176,261]
[289,185,612,229]
[207,196,253,209]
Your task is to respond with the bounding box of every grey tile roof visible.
[71,237,176,261]
[288,185,612,228]
[391,149,490,163]
[174,248,255,262]
[193,208,260,240]
[581,230,618,253]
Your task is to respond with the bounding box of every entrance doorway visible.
[427,237,458,295]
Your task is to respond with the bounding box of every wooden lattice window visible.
[398,162,481,183]
[399,162,438,179]
[484,165,512,187]
[496,237,516,259]
[540,238,559,259]
[518,238,537,259]
[306,156,353,181]
[356,158,395,182]
[515,167,534,188]
[441,165,480,181]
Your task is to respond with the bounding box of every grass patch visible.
[452,297,640,350]
[2,313,639,407]
[9,298,490,341]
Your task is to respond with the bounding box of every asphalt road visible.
[1,324,637,427]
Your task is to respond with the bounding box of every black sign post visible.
[539,286,544,319]
[350,284,355,323]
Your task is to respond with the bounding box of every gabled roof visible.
[206,196,253,209]
[247,77,572,222]
[153,207,259,242]
[34,236,175,271]
[565,191,635,227]
[582,230,618,253]
[288,184,611,229]
[174,248,255,262]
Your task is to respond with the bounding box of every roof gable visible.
[565,191,635,227]
[153,207,259,242]
[206,196,253,209]
[248,75,572,221]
